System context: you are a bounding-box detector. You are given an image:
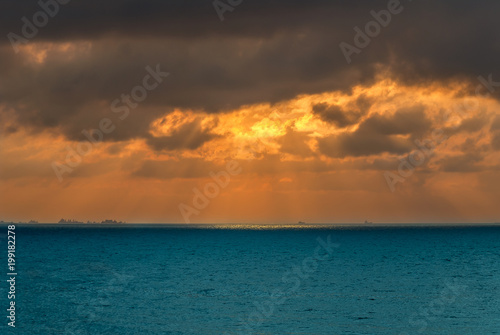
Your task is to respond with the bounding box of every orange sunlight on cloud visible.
[2,78,500,223]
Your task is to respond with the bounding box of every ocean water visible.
[1,225,499,334]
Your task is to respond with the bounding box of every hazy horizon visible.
[1,0,500,224]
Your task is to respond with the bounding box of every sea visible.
[1,224,499,334]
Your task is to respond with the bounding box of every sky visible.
[1,0,500,223]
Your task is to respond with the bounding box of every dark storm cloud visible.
[1,0,499,148]
[0,0,387,41]
[318,131,411,158]
[318,106,431,158]
[359,105,431,136]
[146,119,219,151]
[312,104,360,128]
[312,94,372,127]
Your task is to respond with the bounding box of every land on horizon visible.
[3,221,500,227]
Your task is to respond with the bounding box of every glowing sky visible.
[1,0,499,223]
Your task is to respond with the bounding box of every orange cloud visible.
[2,78,500,223]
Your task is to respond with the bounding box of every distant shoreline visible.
[1,222,500,229]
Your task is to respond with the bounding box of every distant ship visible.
[298,221,306,224]
[364,220,373,224]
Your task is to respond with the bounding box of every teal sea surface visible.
[1,225,499,334]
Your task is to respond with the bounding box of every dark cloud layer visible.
[312,95,372,128]
[318,106,431,158]
[1,0,500,151]
[312,103,361,128]
[146,119,219,151]
[490,115,500,150]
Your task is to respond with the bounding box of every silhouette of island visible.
[57,219,126,224]
[58,219,84,224]
[100,219,125,224]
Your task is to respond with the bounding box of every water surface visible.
[1,225,499,334]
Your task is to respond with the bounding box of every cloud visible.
[358,105,431,136]
[490,115,500,150]
[491,115,500,132]
[492,134,500,151]
[317,105,431,158]
[132,158,220,179]
[2,0,500,149]
[277,126,314,157]
[445,113,491,136]
[146,118,219,151]
[3,1,500,223]
[312,94,373,128]
[312,103,362,128]
[438,153,485,173]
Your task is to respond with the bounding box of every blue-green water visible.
[1,225,499,334]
